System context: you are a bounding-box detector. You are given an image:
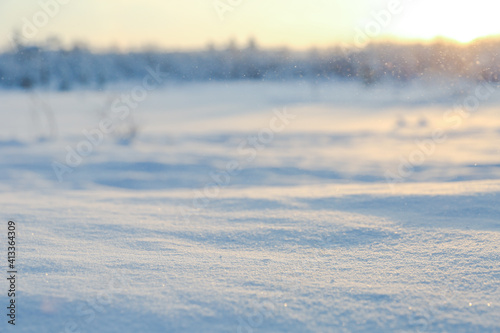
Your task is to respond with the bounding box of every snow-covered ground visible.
[0,80,499,332]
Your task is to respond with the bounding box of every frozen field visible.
[0,80,499,332]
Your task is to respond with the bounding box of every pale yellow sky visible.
[2,0,500,51]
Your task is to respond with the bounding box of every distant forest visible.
[2,36,500,90]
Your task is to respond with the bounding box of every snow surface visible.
[0,80,499,332]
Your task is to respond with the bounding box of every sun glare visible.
[387,0,500,44]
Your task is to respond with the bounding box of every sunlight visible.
[389,0,500,43]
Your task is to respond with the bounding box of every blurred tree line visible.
[2,35,500,90]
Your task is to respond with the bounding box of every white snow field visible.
[0,80,499,332]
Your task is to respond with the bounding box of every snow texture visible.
[0,80,499,332]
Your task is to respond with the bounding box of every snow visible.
[0,80,499,332]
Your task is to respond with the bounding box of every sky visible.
[1,0,500,51]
